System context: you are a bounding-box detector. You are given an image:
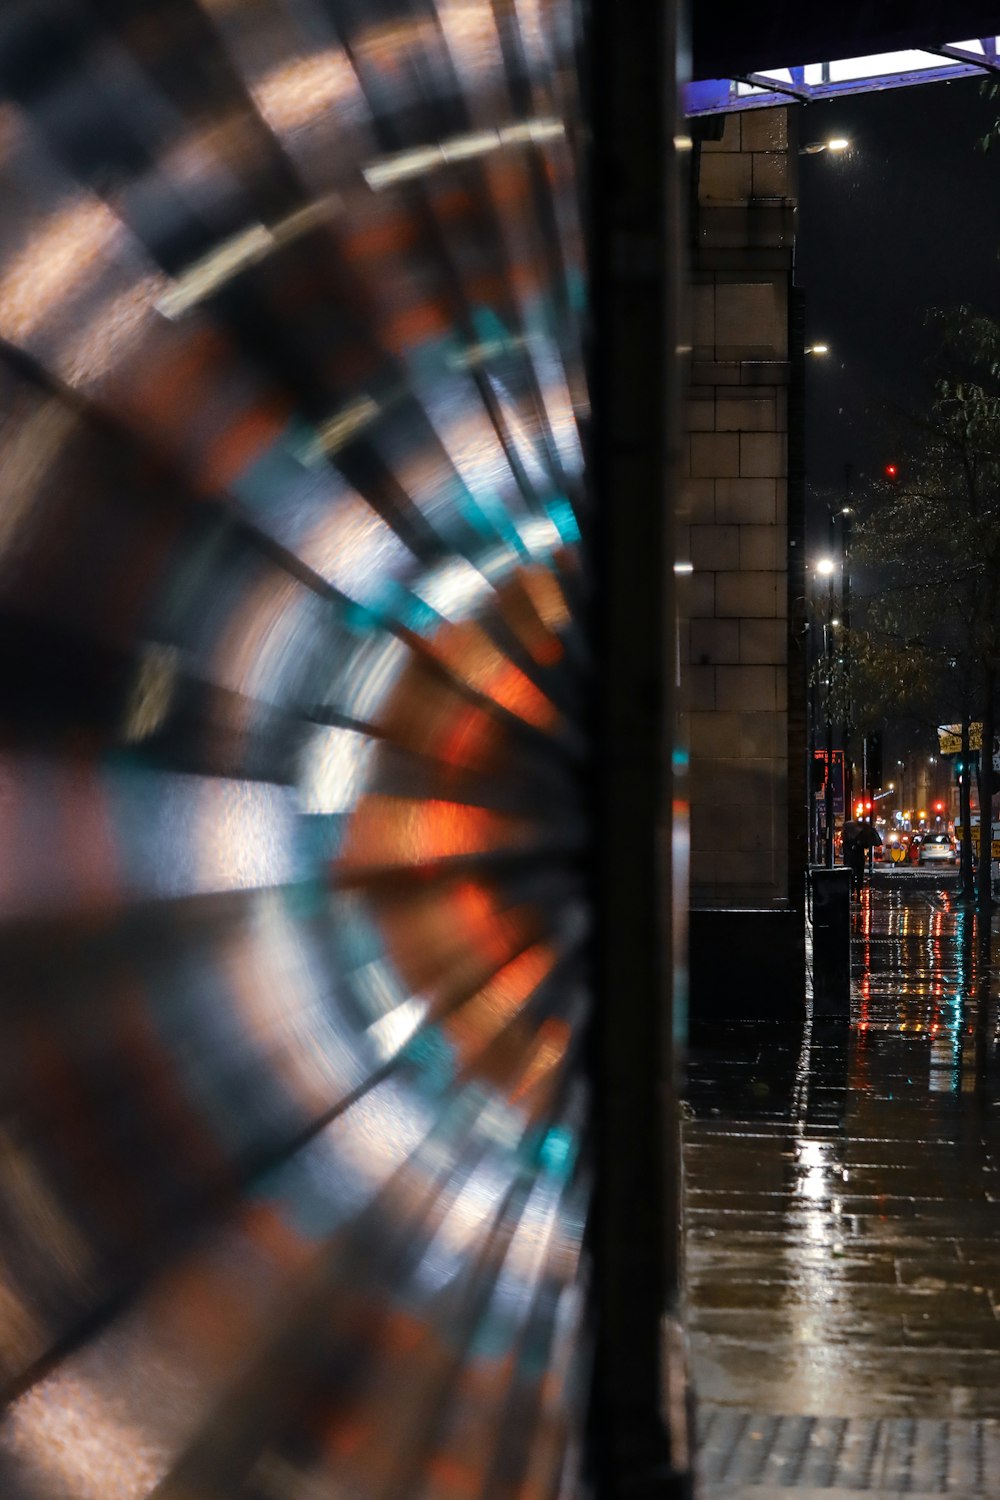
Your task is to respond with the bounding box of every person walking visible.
[842,819,881,898]
[844,834,865,896]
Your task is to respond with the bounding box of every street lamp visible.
[800,138,850,155]
[806,343,830,356]
[815,557,838,867]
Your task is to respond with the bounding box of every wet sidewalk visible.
[684,883,1000,1497]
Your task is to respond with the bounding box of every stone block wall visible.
[680,107,798,911]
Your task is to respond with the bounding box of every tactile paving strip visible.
[697,1406,997,1492]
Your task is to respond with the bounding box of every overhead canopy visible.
[689,3,1000,115]
[692,2,1000,80]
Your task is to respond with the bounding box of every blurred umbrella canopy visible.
[0,1,592,1496]
[842,820,882,847]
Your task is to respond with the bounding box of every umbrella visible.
[842,820,882,848]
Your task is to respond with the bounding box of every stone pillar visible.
[680,107,805,1015]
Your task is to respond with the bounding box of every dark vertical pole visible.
[976,677,995,956]
[808,706,819,865]
[787,284,809,903]
[589,0,690,1493]
[959,717,974,898]
[862,734,873,880]
[841,467,853,822]
[824,617,834,865]
[824,512,836,867]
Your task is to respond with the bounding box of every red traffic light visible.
[883,463,899,480]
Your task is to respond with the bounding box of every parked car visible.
[918,831,958,866]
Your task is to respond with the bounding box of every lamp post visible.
[816,555,837,867]
[799,138,850,156]
[840,470,854,822]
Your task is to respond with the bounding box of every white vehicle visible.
[918,832,958,866]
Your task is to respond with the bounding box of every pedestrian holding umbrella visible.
[842,820,882,895]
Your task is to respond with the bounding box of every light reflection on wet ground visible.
[685,882,1000,1493]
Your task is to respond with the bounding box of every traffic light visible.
[883,462,900,481]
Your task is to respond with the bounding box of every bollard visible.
[810,866,852,1018]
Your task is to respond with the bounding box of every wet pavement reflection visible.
[685,882,1000,1495]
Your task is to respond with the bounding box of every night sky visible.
[797,76,1000,522]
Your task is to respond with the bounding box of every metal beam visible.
[923,41,1000,72]
[735,72,812,100]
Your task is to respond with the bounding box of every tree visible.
[845,307,1000,951]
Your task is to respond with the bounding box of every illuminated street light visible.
[806,343,830,355]
[800,138,850,155]
[815,557,836,576]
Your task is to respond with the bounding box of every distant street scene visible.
[687,880,1000,1495]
